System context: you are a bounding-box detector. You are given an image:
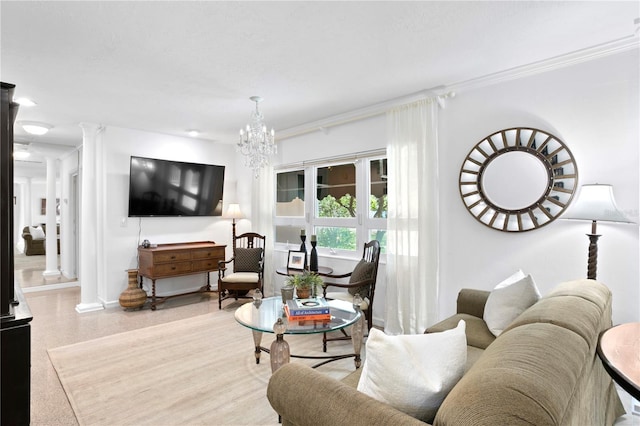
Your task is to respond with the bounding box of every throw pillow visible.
[29,225,46,240]
[357,321,467,423]
[483,272,540,336]
[234,248,262,273]
[348,259,374,297]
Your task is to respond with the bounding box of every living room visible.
[2,2,639,425]
[77,41,639,326]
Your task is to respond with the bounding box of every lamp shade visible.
[224,203,244,220]
[563,184,632,223]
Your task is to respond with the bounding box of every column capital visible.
[78,122,104,138]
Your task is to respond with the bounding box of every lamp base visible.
[586,233,601,280]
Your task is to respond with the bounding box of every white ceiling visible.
[2,1,639,159]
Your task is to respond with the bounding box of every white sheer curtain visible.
[384,98,439,335]
[252,165,276,297]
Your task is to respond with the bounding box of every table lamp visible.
[563,184,633,280]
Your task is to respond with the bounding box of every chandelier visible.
[238,96,276,178]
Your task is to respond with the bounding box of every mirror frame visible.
[459,127,578,232]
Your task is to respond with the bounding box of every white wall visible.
[100,126,238,305]
[276,48,639,327]
[94,50,638,323]
[439,49,639,325]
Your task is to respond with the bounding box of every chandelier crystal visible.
[238,96,276,178]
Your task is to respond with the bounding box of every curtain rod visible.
[275,148,387,171]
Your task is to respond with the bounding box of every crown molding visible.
[277,35,639,141]
[448,35,639,94]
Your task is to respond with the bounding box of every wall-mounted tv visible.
[128,156,225,217]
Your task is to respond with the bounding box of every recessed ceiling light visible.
[14,97,37,107]
[19,121,53,135]
[187,130,200,137]
[13,151,31,159]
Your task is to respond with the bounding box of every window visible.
[275,153,387,256]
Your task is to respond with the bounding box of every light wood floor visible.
[25,287,224,425]
[14,251,76,289]
[23,288,639,425]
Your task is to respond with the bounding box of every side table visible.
[597,322,640,400]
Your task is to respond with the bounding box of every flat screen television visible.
[128,156,225,217]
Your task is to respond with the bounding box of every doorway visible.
[13,150,79,290]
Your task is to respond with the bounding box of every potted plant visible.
[286,270,323,299]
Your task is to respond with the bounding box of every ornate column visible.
[75,123,104,313]
[43,156,60,277]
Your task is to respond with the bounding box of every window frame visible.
[274,151,387,260]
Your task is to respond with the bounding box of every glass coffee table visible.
[235,296,364,371]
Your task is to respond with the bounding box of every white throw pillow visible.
[357,321,467,423]
[29,225,45,240]
[483,272,540,336]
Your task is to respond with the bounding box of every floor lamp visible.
[224,203,244,240]
[564,184,633,280]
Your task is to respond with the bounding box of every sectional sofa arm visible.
[267,363,426,426]
[456,288,490,319]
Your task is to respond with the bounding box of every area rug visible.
[48,311,358,425]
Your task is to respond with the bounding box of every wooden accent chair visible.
[322,240,381,352]
[217,232,265,309]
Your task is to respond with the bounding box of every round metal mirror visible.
[459,127,578,232]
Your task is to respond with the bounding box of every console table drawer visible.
[192,259,217,272]
[153,261,192,276]
[192,248,218,260]
[154,251,192,263]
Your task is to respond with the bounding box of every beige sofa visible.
[267,279,625,425]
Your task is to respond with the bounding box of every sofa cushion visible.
[435,322,590,426]
[348,258,375,297]
[29,225,45,240]
[483,272,540,336]
[220,272,259,283]
[426,313,495,350]
[234,248,262,272]
[503,280,610,350]
[342,343,484,389]
[357,321,467,423]
[545,279,610,312]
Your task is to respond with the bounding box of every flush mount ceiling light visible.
[238,96,276,179]
[19,121,53,135]
[187,129,200,137]
[14,97,37,107]
[13,142,31,159]
[13,150,31,160]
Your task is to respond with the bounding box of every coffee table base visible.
[251,315,364,371]
[253,335,361,370]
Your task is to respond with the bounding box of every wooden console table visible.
[138,241,226,310]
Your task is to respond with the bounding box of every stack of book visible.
[285,297,331,322]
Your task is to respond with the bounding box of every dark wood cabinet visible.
[1,81,33,425]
